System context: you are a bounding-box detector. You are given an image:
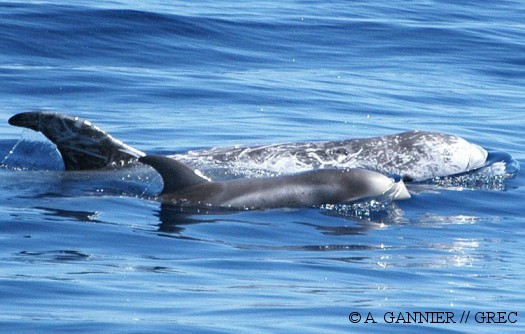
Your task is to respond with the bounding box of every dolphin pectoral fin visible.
[8,111,145,170]
[139,155,211,194]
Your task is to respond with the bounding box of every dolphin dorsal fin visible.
[139,155,210,194]
[8,111,145,170]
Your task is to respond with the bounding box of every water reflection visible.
[156,202,405,236]
[156,204,223,234]
[378,238,481,269]
[33,206,101,223]
[16,250,92,263]
[14,201,494,271]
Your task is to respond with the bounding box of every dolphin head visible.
[466,143,488,171]
[339,169,411,202]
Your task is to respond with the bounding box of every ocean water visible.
[1,1,524,333]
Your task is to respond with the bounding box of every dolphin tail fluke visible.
[8,111,145,170]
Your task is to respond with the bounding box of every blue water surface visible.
[1,1,524,333]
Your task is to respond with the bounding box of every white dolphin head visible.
[466,143,488,171]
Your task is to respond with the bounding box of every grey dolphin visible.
[8,111,489,181]
[138,155,410,210]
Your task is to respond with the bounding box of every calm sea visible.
[0,1,524,333]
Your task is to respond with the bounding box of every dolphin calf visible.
[8,111,490,182]
[138,155,410,210]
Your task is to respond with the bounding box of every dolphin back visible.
[8,111,145,170]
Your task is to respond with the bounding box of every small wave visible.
[320,200,406,225]
[428,151,519,190]
[16,250,92,263]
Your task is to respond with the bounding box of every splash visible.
[1,130,64,171]
[428,151,519,190]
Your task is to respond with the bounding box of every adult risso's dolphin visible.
[138,154,410,209]
[8,111,490,182]
[180,130,489,182]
